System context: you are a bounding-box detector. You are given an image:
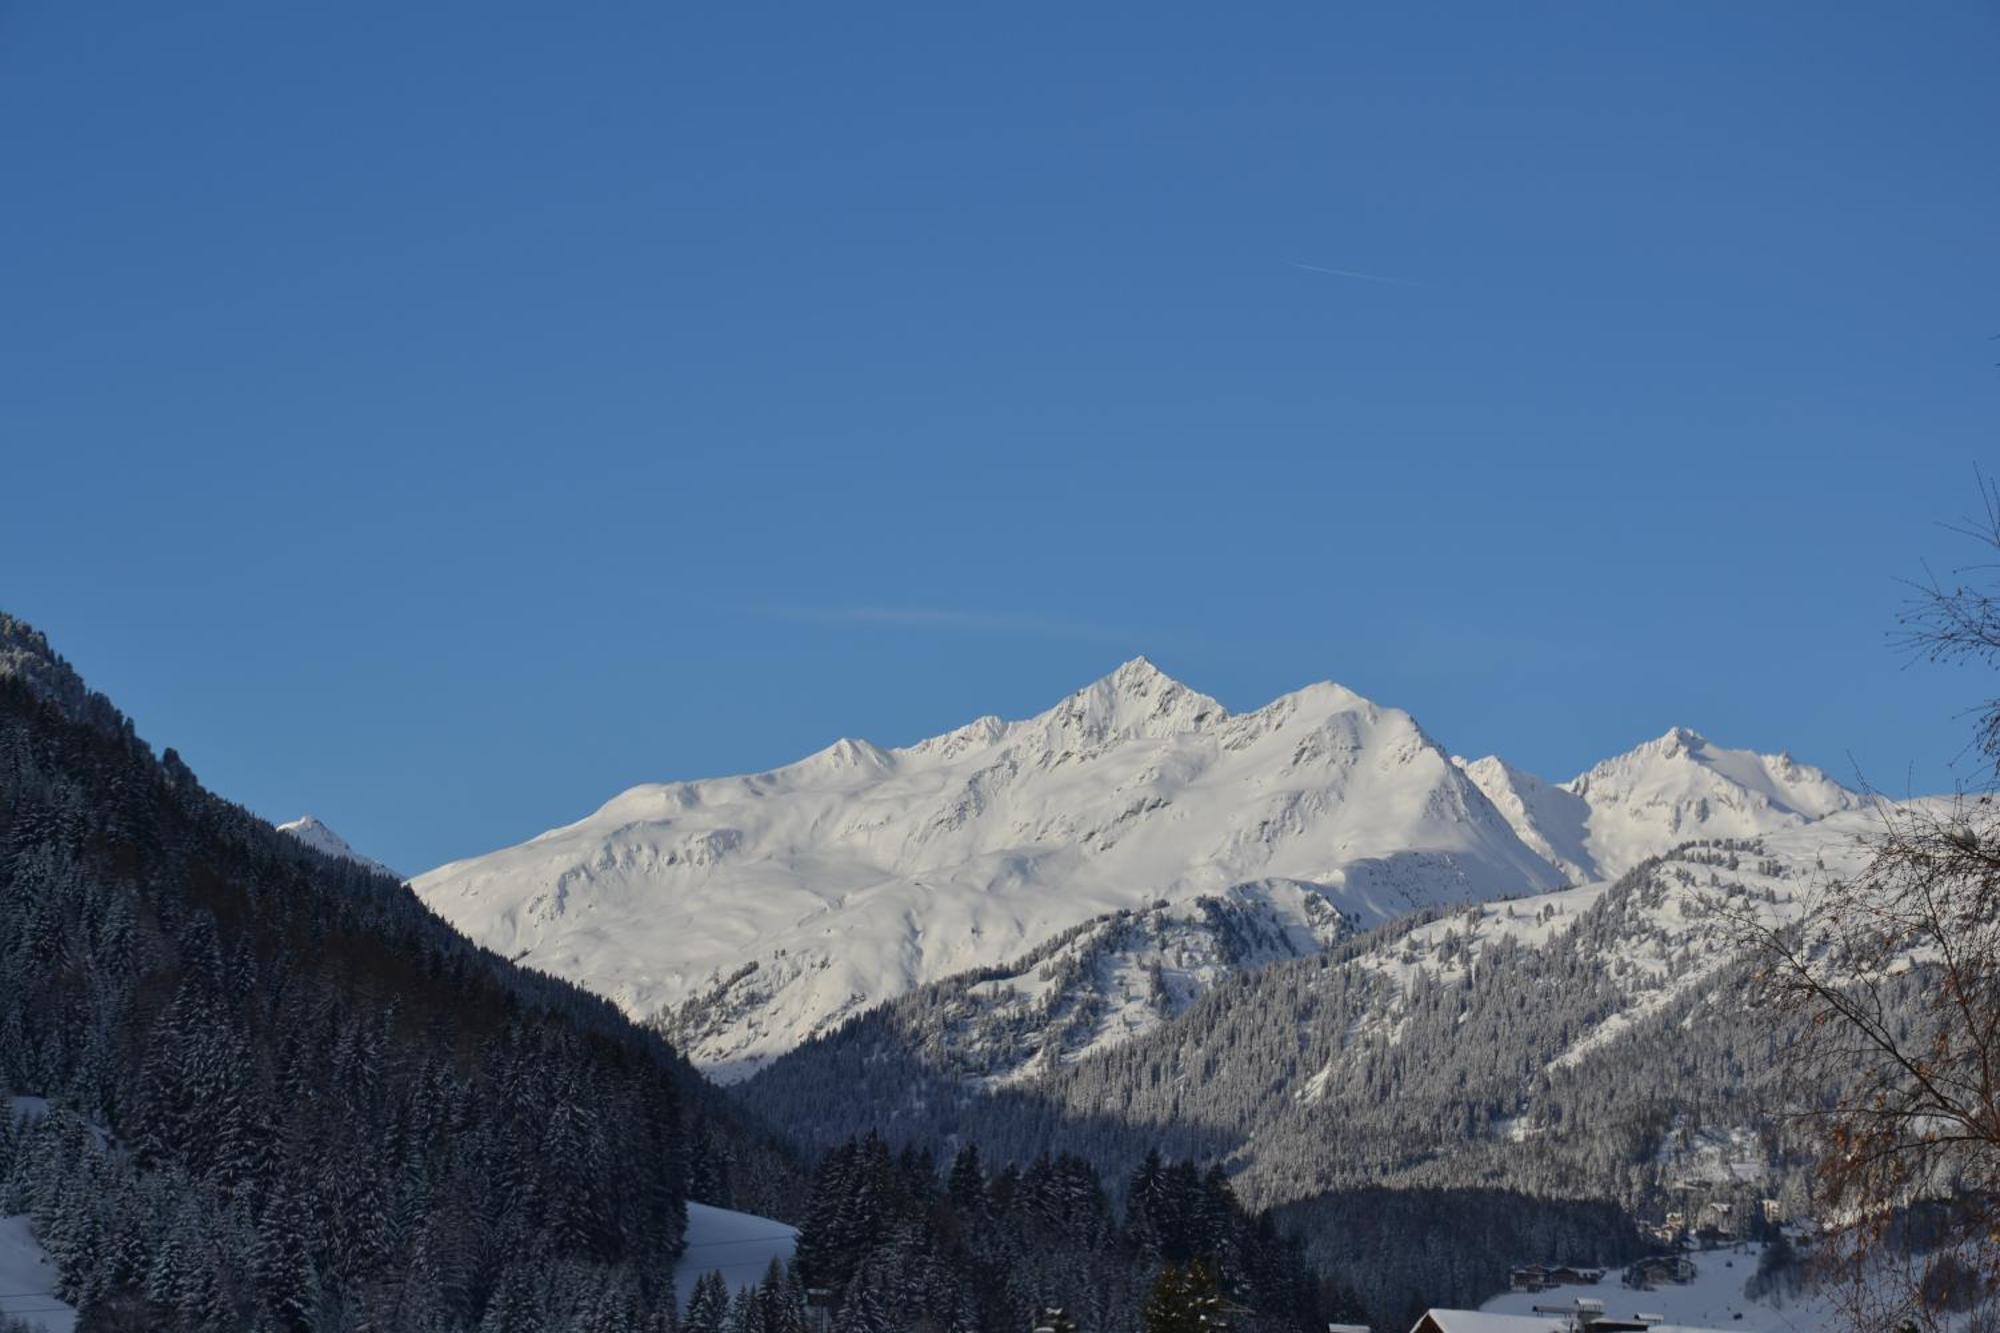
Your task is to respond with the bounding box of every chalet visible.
[1646,1212,1685,1246]
[1622,1255,1695,1288]
[1693,1202,1736,1243]
[1508,1263,1603,1291]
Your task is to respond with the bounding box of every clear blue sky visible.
[4,2,1995,875]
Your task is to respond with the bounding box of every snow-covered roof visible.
[1415,1312,1567,1333]
[1414,1311,1735,1333]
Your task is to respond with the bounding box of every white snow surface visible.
[673,1203,798,1311]
[1428,1314,1729,1333]
[1456,755,1596,884]
[0,1216,76,1333]
[1557,729,1862,880]
[278,815,399,879]
[1478,1243,1840,1332]
[413,660,1866,1079]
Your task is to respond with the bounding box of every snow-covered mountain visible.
[277,815,399,879]
[413,660,1866,1080]
[1563,728,1857,879]
[414,659,1565,1077]
[1459,727,1863,883]
[1454,754,1596,883]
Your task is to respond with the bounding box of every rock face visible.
[412,659,1862,1080]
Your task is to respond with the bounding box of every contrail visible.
[1289,260,1426,288]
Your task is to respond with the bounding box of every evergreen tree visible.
[685,1271,732,1333]
[1142,1261,1224,1333]
[255,1182,319,1333]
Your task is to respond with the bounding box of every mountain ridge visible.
[414,659,1866,1080]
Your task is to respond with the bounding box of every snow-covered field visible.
[0,1217,75,1333]
[672,1203,798,1311]
[1479,1244,1838,1332]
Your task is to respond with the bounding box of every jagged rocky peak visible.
[1653,724,1705,757]
[1035,655,1228,747]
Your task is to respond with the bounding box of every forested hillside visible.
[740,849,1829,1206]
[0,614,797,1331]
[738,836,1915,1322]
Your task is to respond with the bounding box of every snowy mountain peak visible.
[796,736,897,779]
[1560,729,1862,878]
[1038,657,1227,747]
[1265,679,1369,715]
[901,714,1007,762]
[277,816,399,879]
[1110,654,1172,691]
[1455,754,1597,884]
[1656,724,1705,754]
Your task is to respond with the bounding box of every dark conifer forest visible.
[0,615,794,1330]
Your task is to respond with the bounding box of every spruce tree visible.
[685,1270,732,1333]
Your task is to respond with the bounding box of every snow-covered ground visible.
[1479,1244,1838,1332]
[672,1203,798,1311]
[414,656,1879,1080]
[0,1217,75,1333]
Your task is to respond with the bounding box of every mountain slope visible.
[1455,755,1595,882]
[740,810,1894,1214]
[415,659,1565,1078]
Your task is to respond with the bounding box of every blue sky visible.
[3,2,1995,874]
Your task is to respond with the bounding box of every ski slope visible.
[1479,1244,1839,1333]
[673,1203,799,1310]
[0,1217,76,1333]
